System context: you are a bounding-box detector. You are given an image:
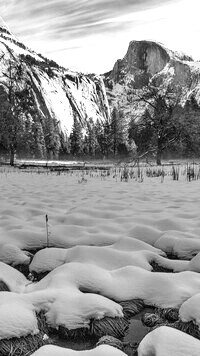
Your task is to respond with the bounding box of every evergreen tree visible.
[0,58,34,165]
[70,114,83,155]
[94,118,104,155]
[110,107,129,155]
[102,119,112,157]
[86,118,98,156]
[43,118,60,159]
[175,96,200,156]
[59,131,71,156]
[32,121,46,158]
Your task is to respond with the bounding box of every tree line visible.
[1,55,200,165]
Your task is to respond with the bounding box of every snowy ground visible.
[1,165,200,355]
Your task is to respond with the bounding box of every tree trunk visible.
[156,138,163,166]
[156,147,162,166]
[9,148,15,166]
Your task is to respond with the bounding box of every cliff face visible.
[103,40,200,117]
[0,23,110,158]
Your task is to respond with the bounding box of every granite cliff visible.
[0,21,110,159]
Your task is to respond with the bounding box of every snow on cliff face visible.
[103,40,200,117]
[0,24,110,138]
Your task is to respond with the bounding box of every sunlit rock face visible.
[112,41,170,80]
[0,18,110,157]
[103,40,200,118]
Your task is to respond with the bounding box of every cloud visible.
[1,0,177,40]
[0,0,199,73]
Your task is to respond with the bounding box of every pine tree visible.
[86,118,98,156]
[110,107,129,155]
[102,119,112,157]
[95,119,104,155]
[0,58,34,165]
[32,121,46,158]
[59,131,71,155]
[70,114,83,155]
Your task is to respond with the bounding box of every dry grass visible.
[0,280,10,291]
[91,316,129,339]
[142,307,179,327]
[96,335,123,350]
[57,299,145,340]
[120,300,144,319]
[0,312,50,356]
[173,320,200,339]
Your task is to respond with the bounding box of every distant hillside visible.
[0,22,110,160]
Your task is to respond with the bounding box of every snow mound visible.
[29,246,166,273]
[27,262,200,308]
[0,302,38,340]
[179,293,200,326]
[188,253,200,272]
[155,231,200,259]
[44,289,123,330]
[31,245,200,275]
[109,237,165,255]
[0,292,39,339]
[0,243,31,266]
[138,326,200,355]
[31,344,126,356]
[0,261,29,292]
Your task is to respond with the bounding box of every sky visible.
[0,0,200,74]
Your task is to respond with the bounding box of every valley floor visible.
[1,164,200,355]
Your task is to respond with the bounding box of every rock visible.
[0,19,110,158]
[103,39,200,122]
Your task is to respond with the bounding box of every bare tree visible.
[130,85,183,165]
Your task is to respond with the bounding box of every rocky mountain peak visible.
[109,40,194,85]
[124,40,170,76]
[104,39,200,107]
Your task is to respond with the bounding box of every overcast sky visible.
[0,0,200,73]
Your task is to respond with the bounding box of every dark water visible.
[124,308,153,344]
[52,334,98,351]
[52,307,154,350]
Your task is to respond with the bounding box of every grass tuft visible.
[0,312,50,356]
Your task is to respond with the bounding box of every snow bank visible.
[179,293,200,326]
[155,231,200,259]
[0,287,123,336]
[44,289,123,330]
[30,245,200,274]
[30,246,165,273]
[3,257,200,338]
[31,344,126,356]
[188,253,200,272]
[138,326,200,355]
[1,170,200,339]
[1,171,200,260]
[0,292,38,339]
[0,243,31,266]
[0,261,29,292]
[27,262,200,308]
[109,237,165,254]
[0,303,38,339]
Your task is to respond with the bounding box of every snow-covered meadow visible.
[1,164,200,355]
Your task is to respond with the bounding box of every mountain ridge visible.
[103,39,200,113]
[0,20,110,159]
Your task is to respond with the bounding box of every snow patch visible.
[138,326,200,356]
[31,344,127,356]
